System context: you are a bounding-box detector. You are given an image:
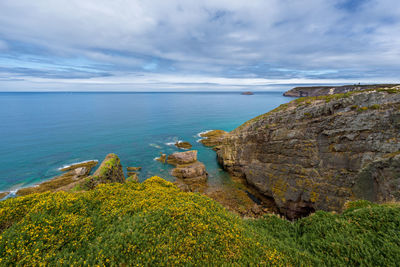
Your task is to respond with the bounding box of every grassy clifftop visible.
[0,177,399,266]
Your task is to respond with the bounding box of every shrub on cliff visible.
[0,177,399,266]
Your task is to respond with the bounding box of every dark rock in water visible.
[0,192,9,199]
[175,141,192,149]
[199,130,228,148]
[241,91,254,95]
[126,173,139,182]
[156,154,167,164]
[127,166,142,171]
[17,160,98,196]
[217,88,400,219]
[87,153,125,189]
[283,84,400,97]
[167,150,197,165]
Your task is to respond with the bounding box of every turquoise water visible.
[0,92,290,192]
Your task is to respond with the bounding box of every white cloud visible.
[0,0,399,90]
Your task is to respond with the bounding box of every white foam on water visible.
[165,139,183,146]
[196,130,213,137]
[165,142,176,146]
[149,143,162,149]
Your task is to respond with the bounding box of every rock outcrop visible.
[16,160,98,196]
[175,141,192,149]
[283,84,399,97]
[127,166,142,171]
[167,150,208,192]
[126,173,139,182]
[167,150,198,165]
[217,88,400,219]
[241,91,254,95]
[0,192,9,199]
[199,130,228,149]
[156,153,166,163]
[86,153,125,189]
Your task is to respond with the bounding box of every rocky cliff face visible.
[217,89,400,219]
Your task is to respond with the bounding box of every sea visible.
[0,91,292,194]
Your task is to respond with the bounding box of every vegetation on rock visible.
[0,178,399,266]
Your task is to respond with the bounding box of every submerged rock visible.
[175,141,192,149]
[217,88,400,219]
[127,166,142,171]
[155,154,167,164]
[199,130,228,148]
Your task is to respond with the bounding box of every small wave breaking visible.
[58,160,98,171]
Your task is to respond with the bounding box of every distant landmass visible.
[241,91,254,95]
[283,84,400,97]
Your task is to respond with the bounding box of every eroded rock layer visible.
[217,89,400,219]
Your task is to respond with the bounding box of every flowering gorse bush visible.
[0,176,399,266]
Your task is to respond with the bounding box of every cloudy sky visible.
[0,0,399,91]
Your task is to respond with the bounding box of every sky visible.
[0,0,399,91]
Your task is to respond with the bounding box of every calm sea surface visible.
[0,91,291,193]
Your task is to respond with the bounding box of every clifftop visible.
[217,88,400,219]
[283,84,400,97]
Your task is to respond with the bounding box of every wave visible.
[58,159,98,171]
[165,140,183,146]
[196,130,213,137]
[149,143,162,149]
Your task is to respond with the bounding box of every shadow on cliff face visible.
[284,200,316,220]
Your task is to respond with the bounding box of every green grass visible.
[0,177,399,266]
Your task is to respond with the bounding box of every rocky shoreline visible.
[2,85,399,220]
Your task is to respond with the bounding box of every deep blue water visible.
[0,92,290,193]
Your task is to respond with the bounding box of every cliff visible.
[217,88,400,219]
[283,84,399,97]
